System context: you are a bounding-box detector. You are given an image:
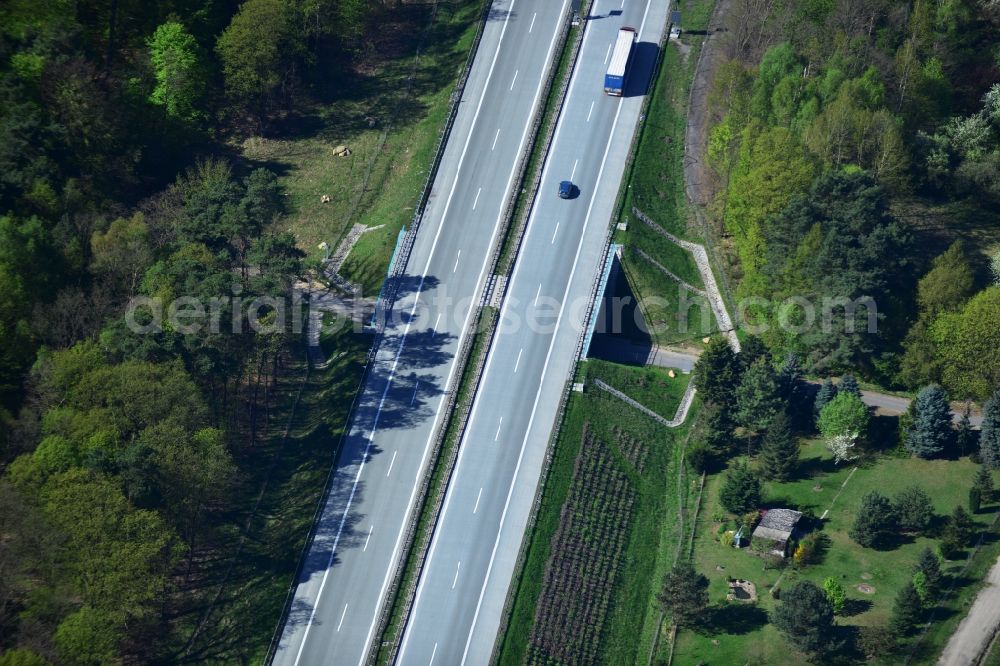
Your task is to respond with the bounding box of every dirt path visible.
[937,556,1000,665]
[683,0,732,207]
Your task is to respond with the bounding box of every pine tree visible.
[814,379,838,421]
[777,353,809,429]
[702,403,734,460]
[981,391,1000,469]
[736,357,782,434]
[693,338,742,411]
[838,374,862,398]
[719,462,762,515]
[658,562,709,627]
[913,547,942,597]
[906,385,954,459]
[973,466,994,500]
[956,402,976,457]
[772,580,842,657]
[758,411,798,481]
[850,491,896,548]
[893,486,934,533]
[890,582,923,636]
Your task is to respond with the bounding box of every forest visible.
[705,0,1000,398]
[0,0,404,663]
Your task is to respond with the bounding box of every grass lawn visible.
[622,244,717,346]
[248,0,484,295]
[498,360,696,665]
[674,438,1000,665]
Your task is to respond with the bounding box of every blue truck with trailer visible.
[604,27,636,96]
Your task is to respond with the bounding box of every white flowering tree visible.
[827,431,859,464]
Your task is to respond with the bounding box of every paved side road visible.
[938,555,1000,665]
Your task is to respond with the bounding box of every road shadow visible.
[623,42,660,98]
[588,253,653,363]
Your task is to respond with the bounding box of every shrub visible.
[823,577,847,614]
[792,531,829,568]
[686,441,710,473]
[856,625,896,660]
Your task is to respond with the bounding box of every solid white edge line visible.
[395,1,569,661]
[354,0,525,661]
[459,0,654,662]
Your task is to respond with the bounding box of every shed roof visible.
[752,508,803,542]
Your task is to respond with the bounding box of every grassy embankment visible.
[613,0,719,347]
[498,360,697,664]
[674,438,1000,665]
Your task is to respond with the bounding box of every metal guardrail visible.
[263,2,494,662]
[489,8,673,663]
[381,5,585,663]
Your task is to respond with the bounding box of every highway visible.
[271,1,568,664]
[397,1,671,663]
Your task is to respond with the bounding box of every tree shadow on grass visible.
[699,603,769,636]
[796,454,842,479]
[840,598,874,617]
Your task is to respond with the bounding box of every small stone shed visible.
[751,508,803,557]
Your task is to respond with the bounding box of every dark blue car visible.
[558,180,573,199]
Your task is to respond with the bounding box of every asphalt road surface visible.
[271,2,568,663]
[397,1,672,664]
[938,554,1000,665]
